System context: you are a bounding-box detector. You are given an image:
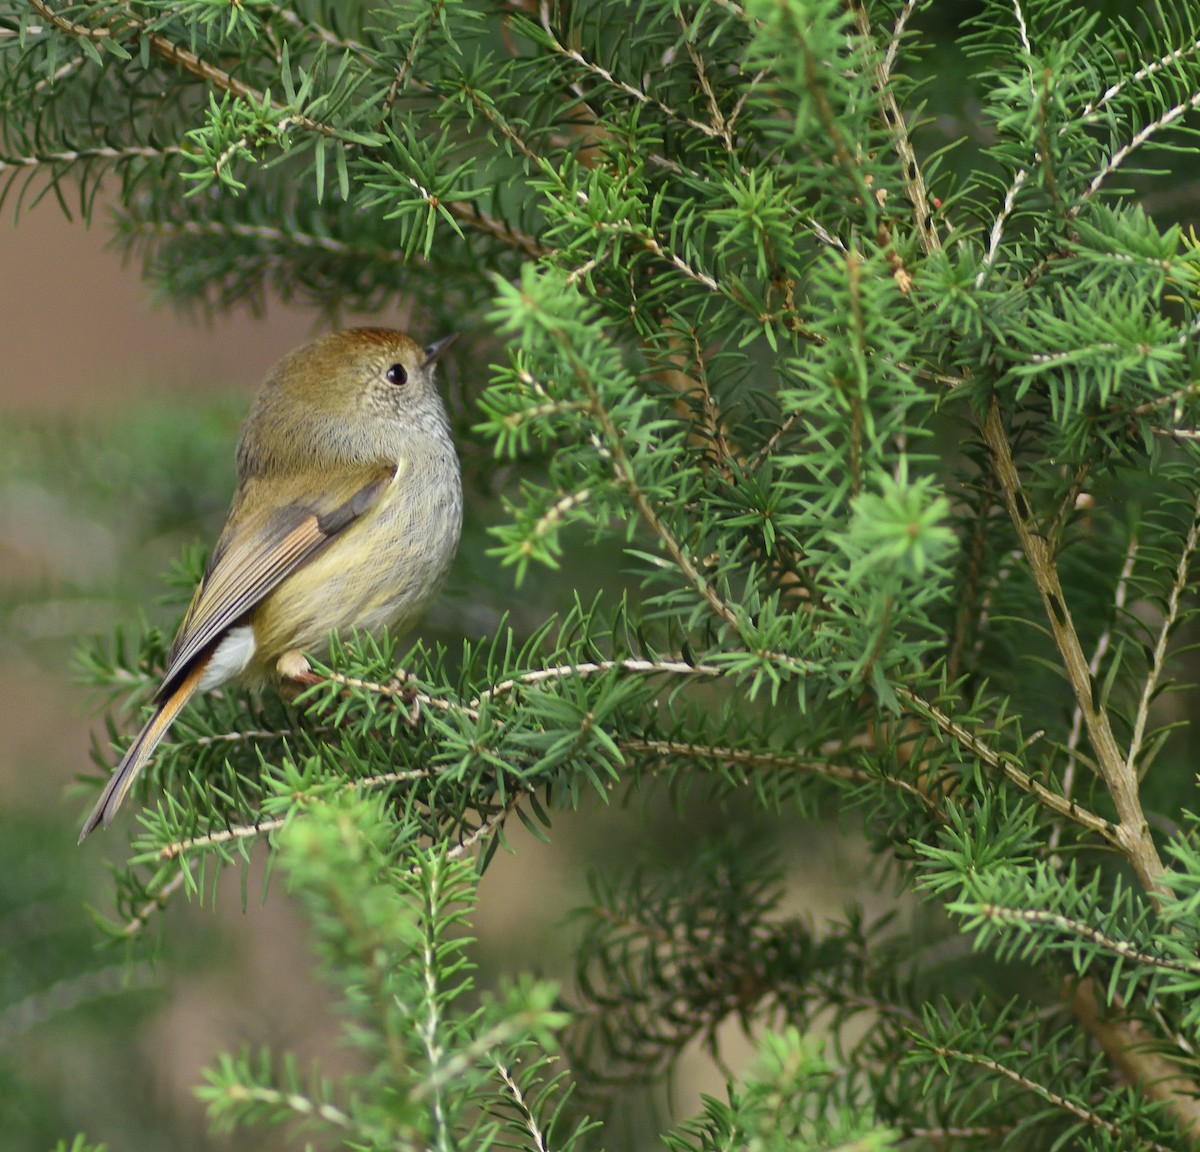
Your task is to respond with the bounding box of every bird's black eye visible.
[386,363,409,387]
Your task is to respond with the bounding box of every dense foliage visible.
[8,0,1200,1147]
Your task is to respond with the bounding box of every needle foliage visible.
[9,0,1200,1147]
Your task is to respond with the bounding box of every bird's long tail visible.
[79,657,209,842]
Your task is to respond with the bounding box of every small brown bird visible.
[80,328,463,840]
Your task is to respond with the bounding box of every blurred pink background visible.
[2,199,337,412]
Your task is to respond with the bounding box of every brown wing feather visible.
[157,465,396,700]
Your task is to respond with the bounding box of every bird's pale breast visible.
[247,442,463,678]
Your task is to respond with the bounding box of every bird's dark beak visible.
[423,333,459,366]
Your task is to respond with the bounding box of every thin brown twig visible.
[847,0,940,254]
[570,360,741,629]
[266,3,383,69]
[678,10,733,151]
[895,686,1120,845]
[160,816,288,860]
[621,736,941,814]
[947,478,998,682]
[907,1127,1013,1142]
[750,410,802,470]
[1081,36,1200,123]
[980,905,1200,976]
[120,868,187,936]
[444,793,523,862]
[28,0,343,139]
[492,1059,551,1152]
[1129,379,1200,418]
[1050,532,1136,852]
[1071,977,1200,1144]
[1081,87,1200,208]
[380,0,444,125]
[1124,490,1200,779]
[537,0,727,143]
[881,0,921,82]
[477,657,721,706]
[0,962,157,1041]
[121,216,407,259]
[979,394,1166,895]
[0,143,184,171]
[458,80,542,166]
[158,768,431,860]
[292,666,471,718]
[927,1039,1176,1152]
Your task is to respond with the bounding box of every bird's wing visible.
[156,463,397,699]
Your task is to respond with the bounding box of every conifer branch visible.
[380,0,444,124]
[491,1059,551,1152]
[978,396,1166,895]
[28,0,347,140]
[1124,490,1200,780]
[896,686,1119,844]
[881,0,921,82]
[977,904,1200,975]
[1050,533,1136,851]
[293,665,471,719]
[1083,87,1200,206]
[1080,35,1200,121]
[120,868,187,937]
[572,360,740,630]
[947,476,998,682]
[456,80,541,166]
[1129,379,1200,418]
[536,0,730,145]
[444,794,524,862]
[908,1126,1013,1142]
[1070,977,1200,1144]
[844,244,866,496]
[128,208,542,262]
[215,1082,354,1129]
[23,0,110,40]
[159,817,288,860]
[298,655,723,726]
[264,4,381,67]
[619,736,941,813]
[849,0,941,253]
[477,657,721,704]
[457,202,546,258]
[590,220,722,293]
[794,7,873,215]
[188,724,329,748]
[0,143,183,170]
[27,1,546,260]
[872,0,1167,894]
[27,50,88,94]
[750,410,803,470]
[678,10,733,151]
[924,1038,1176,1152]
[977,168,1030,288]
[157,769,430,861]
